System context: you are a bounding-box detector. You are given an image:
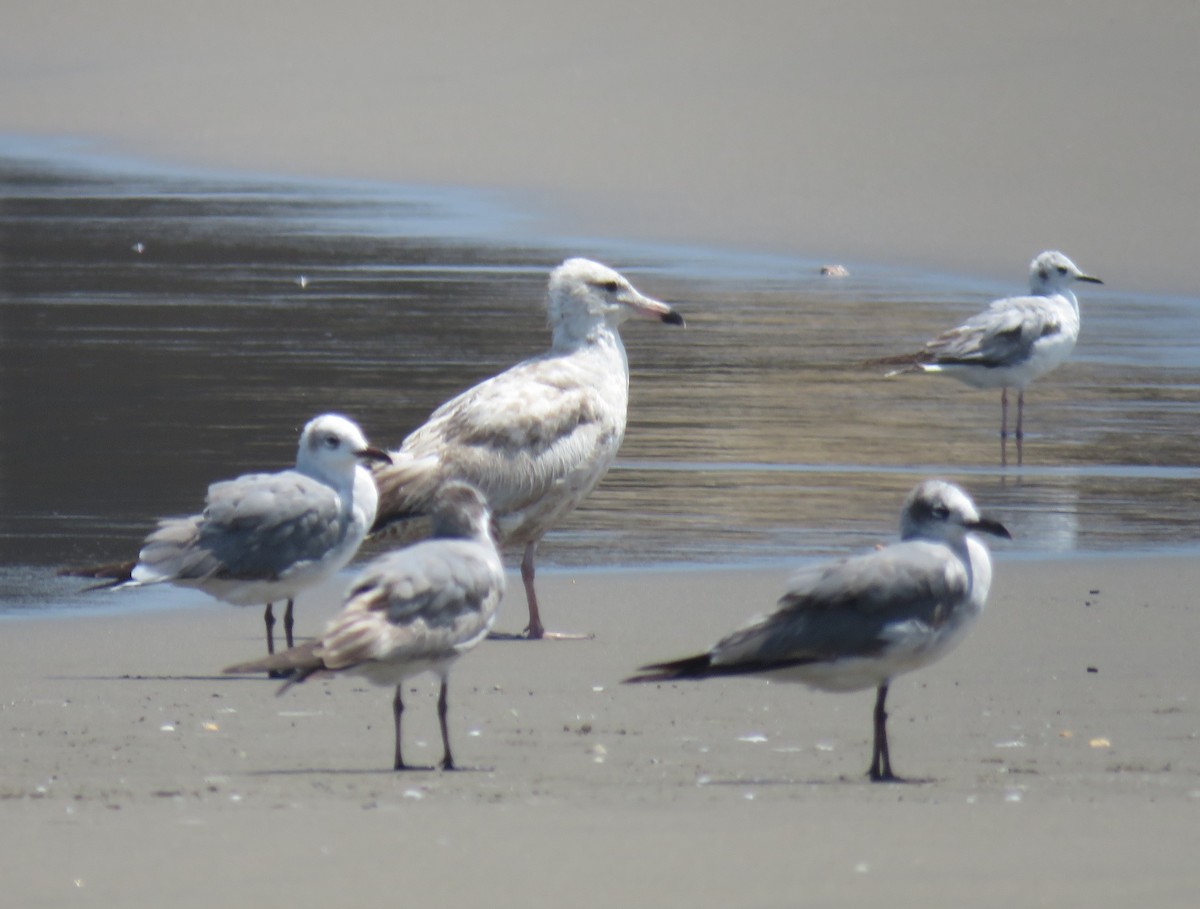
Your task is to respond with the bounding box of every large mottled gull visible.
[225,482,504,771]
[66,414,390,659]
[627,480,1010,782]
[879,250,1102,446]
[371,257,684,640]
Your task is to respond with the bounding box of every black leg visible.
[283,599,295,650]
[1016,391,1025,466]
[392,684,406,771]
[869,682,899,782]
[437,678,455,770]
[264,603,276,655]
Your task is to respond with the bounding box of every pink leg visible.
[521,541,544,640]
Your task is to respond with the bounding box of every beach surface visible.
[4,1,1199,294]
[3,557,1197,907]
[3,3,1199,906]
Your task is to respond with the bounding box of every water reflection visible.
[3,144,1200,615]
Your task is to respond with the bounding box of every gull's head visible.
[1029,251,1103,295]
[297,413,391,479]
[546,258,683,344]
[430,481,495,542]
[899,479,1011,544]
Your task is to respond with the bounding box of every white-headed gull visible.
[371,257,683,639]
[67,414,390,659]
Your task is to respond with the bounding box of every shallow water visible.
[4,142,1200,615]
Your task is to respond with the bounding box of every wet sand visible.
[4,2,1199,294]
[3,557,1197,907]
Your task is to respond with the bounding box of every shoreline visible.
[4,3,1199,295]
[3,557,1197,905]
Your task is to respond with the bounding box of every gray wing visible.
[315,540,504,669]
[711,541,969,668]
[136,471,344,582]
[921,296,1065,368]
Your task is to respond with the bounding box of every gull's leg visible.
[392,685,407,771]
[522,542,545,640]
[523,541,592,640]
[868,682,900,782]
[1016,391,1025,466]
[999,389,1010,468]
[437,678,455,770]
[283,598,295,650]
[264,603,276,655]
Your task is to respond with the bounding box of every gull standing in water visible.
[879,250,1101,461]
[371,258,684,640]
[627,480,1010,782]
[66,414,391,659]
[225,482,504,772]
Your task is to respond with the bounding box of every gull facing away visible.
[371,257,684,640]
[65,414,391,659]
[626,480,1010,782]
[224,482,505,771]
[879,250,1102,452]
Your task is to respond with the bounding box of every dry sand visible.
[2,557,1197,907]
[3,1,1199,293]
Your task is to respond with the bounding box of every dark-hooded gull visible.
[225,482,504,771]
[627,480,1010,782]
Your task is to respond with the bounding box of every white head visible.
[296,413,391,482]
[899,480,1010,544]
[1028,251,1103,295]
[546,258,683,346]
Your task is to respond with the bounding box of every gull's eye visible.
[601,279,620,293]
[324,434,341,448]
[1056,265,1069,275]
[932,505,951,520]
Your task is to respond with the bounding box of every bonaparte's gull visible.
[881,250,1101,448]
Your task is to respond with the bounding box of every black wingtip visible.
[661,310,685,327]
[623,652,713,684]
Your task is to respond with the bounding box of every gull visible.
[65,414,391,659]
[371,257,684,640]
[626,480,1010,782]
[880,250,1102,449]
[224,482,504,771]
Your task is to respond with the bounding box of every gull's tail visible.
[862,352,927,377]
[369,451,442,539]
[223,642,327,693]
[57,559,137,590]
[623,653,715,684]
